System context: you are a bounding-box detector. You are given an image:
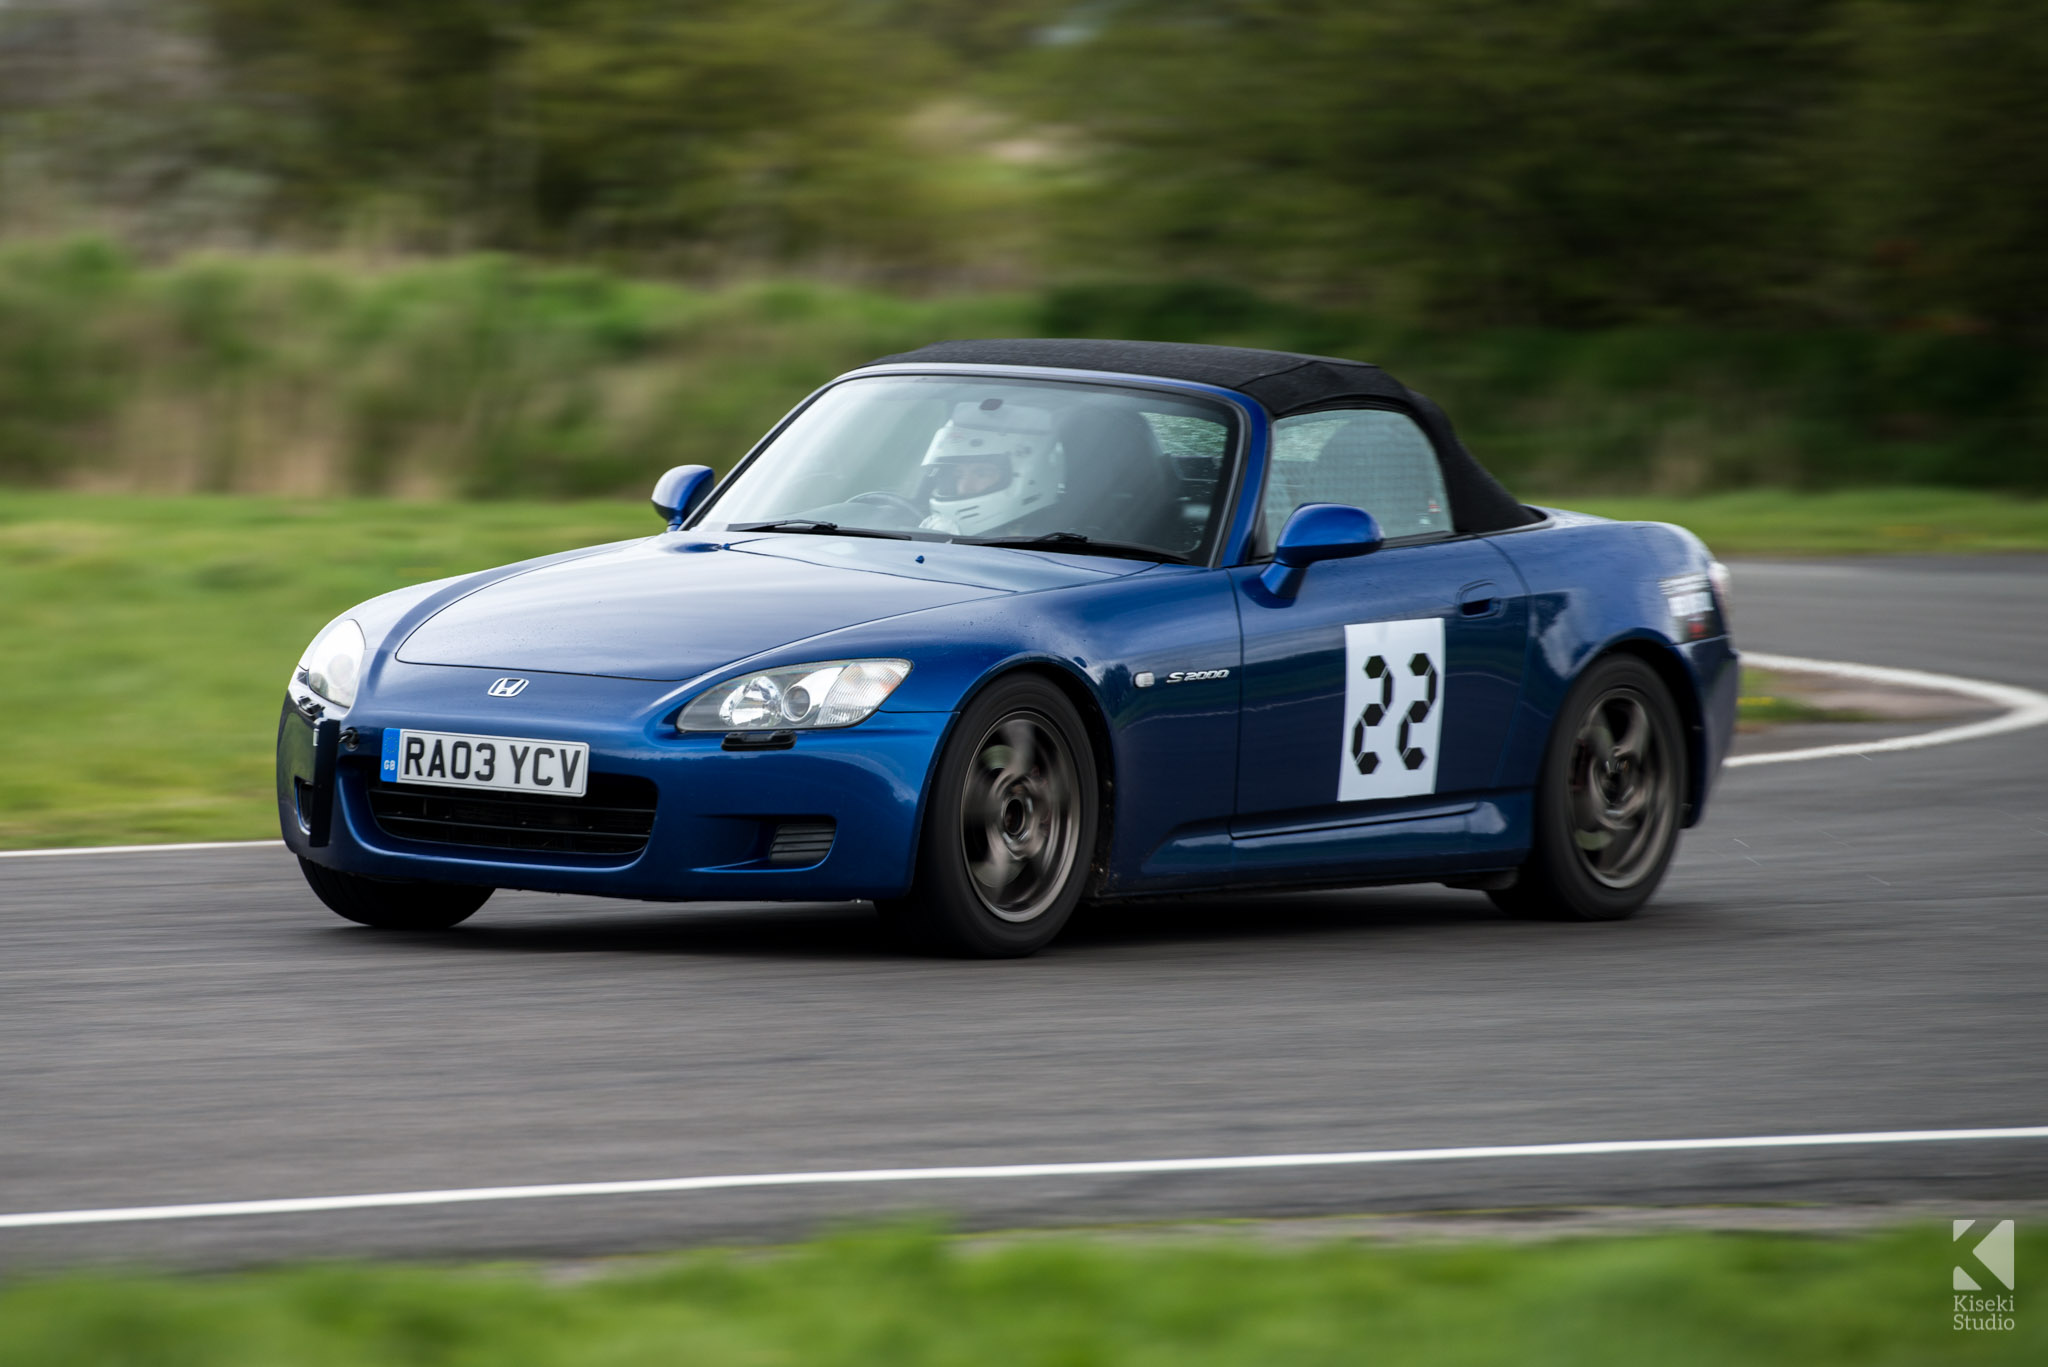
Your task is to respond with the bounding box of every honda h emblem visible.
[487,677,529,698]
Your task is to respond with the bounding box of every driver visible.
[917,399,1061,536]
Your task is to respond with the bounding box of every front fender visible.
[756,565,1248,893]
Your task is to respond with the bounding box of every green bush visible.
[0,239,1029,497]
[1041,282,2048,494]
[1,241,2043,499]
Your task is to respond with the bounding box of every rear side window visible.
[1260,409,1452,549]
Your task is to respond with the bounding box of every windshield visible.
[698,375,1242,561]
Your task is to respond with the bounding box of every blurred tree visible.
[186,0,541,244]
[1839,0,2048,336]
[514,1,943,263]
[1028,0,1846,327]
[188,0,945,262]
[4,0,2047,341]
[878,0,1076,63]
[0,0,235,242]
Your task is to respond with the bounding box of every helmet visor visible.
[923,455,1014,501]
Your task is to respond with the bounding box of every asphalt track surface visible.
[3,557,2044,1267]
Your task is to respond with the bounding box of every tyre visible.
[879,675,1100,957]
[1489,654,1686,922]
[298,857,492,931]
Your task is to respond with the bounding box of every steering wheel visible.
[846,490,925,522]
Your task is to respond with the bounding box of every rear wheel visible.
[879,676,1099,957]
[1490,654,1685,922]
[298,857,491,931]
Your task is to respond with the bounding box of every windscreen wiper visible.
[962,531,1192,564]
[727,519,912,540]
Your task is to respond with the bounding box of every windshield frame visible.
[686,363,1261,569]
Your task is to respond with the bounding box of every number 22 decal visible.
[1338,618,1445,802]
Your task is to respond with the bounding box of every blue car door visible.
[1228,408,1529,878]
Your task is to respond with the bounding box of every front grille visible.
[767,820,836,866]
[367,773,658,857]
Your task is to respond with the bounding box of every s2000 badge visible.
[1340,618,1445,802]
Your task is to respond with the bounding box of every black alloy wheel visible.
[1490,653,1686,922]
[879,675,1099,957]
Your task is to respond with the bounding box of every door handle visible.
[1458,581,1503,619]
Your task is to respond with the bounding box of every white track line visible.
[2,653,2041,860]
[0,839,281,860]
[3,1126,2043,1231]
[1728,652,2048,768]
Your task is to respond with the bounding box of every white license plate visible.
[380,728,590,798]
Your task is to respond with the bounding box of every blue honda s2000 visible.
[280,339,1738,956]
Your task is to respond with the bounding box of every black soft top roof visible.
[868,338,1537,534]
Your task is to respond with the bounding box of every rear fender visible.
[1490,518,1736,826]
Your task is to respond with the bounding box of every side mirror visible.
[651,465,716,529]
[1258,502,1383,598]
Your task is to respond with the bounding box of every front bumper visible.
[1680,632,1740,823]
[278,663,951,902]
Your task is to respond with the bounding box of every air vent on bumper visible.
[368,773,657,857]
[767,820,835,867]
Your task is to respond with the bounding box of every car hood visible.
[395,533,1144,681]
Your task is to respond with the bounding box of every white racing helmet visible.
[917,399,1060,536]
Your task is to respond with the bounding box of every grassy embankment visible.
[4,491,2041,851]
[6,239,2048,501]
[1,1222,2040,1365]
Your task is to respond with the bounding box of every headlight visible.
[677,659,911,732]
[294,618,366,711]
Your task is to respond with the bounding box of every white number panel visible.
[1338,617,1445,802]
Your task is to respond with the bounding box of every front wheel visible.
[878,676,1099,957]
[1490,654,1686,922]
[298,858,492,930]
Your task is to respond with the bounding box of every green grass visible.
[1569,488,2048,555]
[4,489,2042,850]
[0,492,649,849]
[1737,668,1876,727]
[1,1222,2038,1366]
